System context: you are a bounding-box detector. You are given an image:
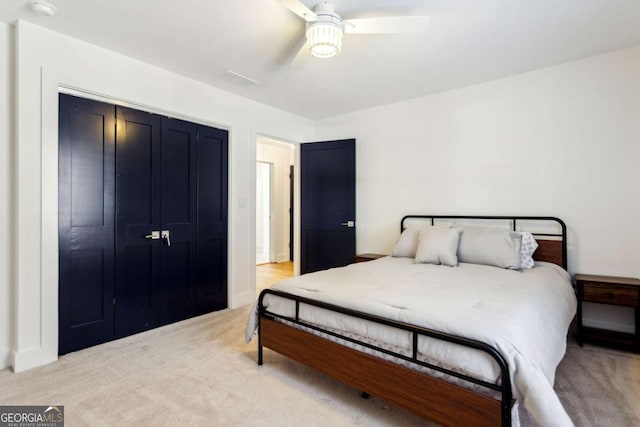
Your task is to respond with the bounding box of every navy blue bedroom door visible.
[59,94,228,355]
[300,139,356,274]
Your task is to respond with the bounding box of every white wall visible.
[7,18,640,372]
[315,45,640,333]
[257,137,295,263]
[11,20,313,372]
[0,21,13,370]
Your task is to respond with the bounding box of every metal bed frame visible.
[256,215,567,426]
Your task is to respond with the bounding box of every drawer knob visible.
[607,291,614,298]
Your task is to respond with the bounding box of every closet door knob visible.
[145,231,160,240]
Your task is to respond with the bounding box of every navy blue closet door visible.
[58,94,116,355]
[157,118,198,323]
[300,139,356,274]
[116,115,228,327]
[114,106,162,336]
[60,96,228,354]
[195,124,228,313]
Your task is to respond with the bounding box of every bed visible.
[247,215,577,427]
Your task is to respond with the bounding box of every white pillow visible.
[391,228,420,258]
[457,226,522,269]
[414,228,462,267]
[392,225,450,258]
[519,232,539,269]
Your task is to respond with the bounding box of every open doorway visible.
[256,136,295,292]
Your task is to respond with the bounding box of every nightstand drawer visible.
[576,273,640,352]
[582,282,639,306]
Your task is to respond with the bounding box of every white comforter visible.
[246,257,577,427]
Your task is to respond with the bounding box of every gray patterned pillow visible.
[519,232,539,269]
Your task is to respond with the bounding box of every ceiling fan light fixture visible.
[306,21,343,59]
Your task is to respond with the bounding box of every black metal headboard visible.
[400,215,567,269]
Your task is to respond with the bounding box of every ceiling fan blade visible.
[279,0,318,22]
[343,16,430,34]
[289,37,310,69]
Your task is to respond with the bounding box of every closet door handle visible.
[162,230,171,247]
[145,231,160,240]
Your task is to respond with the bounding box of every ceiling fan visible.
[279,0,430,67]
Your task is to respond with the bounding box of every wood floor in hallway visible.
[256,261,293,293]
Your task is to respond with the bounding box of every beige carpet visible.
[1,305,638,426]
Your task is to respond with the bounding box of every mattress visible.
[246,257,577,427]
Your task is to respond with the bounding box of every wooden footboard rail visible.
[257,289,514,426]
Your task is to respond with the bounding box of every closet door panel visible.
[69,111,105,227]
[69,250,106,325]
[196,125,228,311]
[121,121,154,223]
[197,239,224,299]
[59,94,115,355]
[115,106,161,337]
[161,125,191,223]
[161,243,190,303]
[158,118,198,323]
[122,245,154,313]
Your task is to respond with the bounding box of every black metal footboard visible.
[257,288,513,426]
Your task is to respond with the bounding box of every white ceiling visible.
[2,0,640,119]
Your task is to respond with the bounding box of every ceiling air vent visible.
[217,69,259,88]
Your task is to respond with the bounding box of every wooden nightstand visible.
[576,273,640,352]
[354,253,386,263]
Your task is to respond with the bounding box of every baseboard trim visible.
[230,292,255,310]
[12,346,43,372]
[276,253,289,263]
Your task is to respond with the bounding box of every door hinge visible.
[113,298,116,305]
